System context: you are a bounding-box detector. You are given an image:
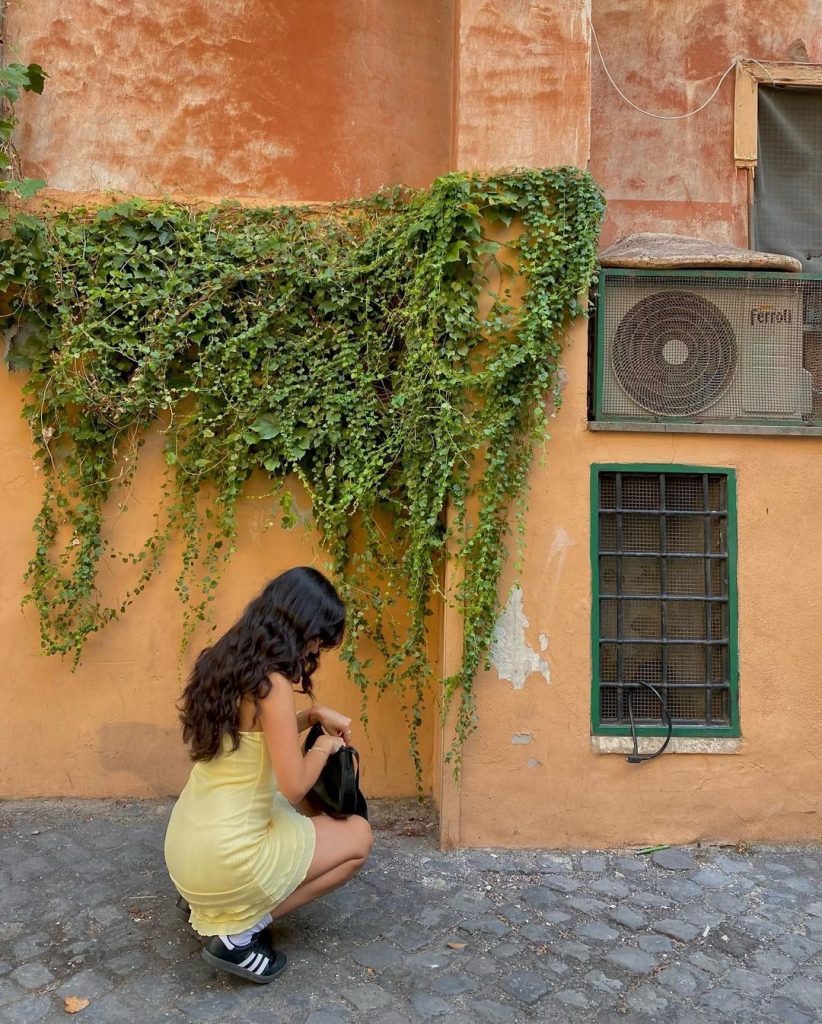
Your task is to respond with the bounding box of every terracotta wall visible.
[436,0,596,843]
[8,0,452,200]
[590,0,822,248]
[0,0,453,799]
[0,366,437,798]
[6,0,822,848]
[447,333,822,848]
[437,0,822,847]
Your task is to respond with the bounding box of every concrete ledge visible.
[587,420,822,437]
[591,735,743,755]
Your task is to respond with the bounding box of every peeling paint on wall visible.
[511,733,533,745]
[527,758,543,769]
[548,527,573,576]
[490,586,551,690]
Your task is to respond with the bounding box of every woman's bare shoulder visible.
[240,675,295,731]
[258,673,298,713]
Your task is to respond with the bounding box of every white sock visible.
[219,913,273,949]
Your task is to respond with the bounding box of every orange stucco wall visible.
[4,0,821,847]
[0,367,437,798]
[9,0,452,200]
[590,0,822,248]
[437,0,822,847]
[448,327,822,847]
[0,0,453,800]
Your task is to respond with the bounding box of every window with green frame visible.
[591,465,739,737]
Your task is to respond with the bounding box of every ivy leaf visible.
[445,240,469,263]
[484,208,514,227]
[2,178,47,199]
[0,65,28,88]
[24,64,47,95]
[249,413,280,440]
[4,324,50,371]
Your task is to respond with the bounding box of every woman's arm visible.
[295,706,319,733]
[295,705,353,743]
[260,675,344,805]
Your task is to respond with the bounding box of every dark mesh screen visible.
[597,471,732,728]
[753,86,822,274]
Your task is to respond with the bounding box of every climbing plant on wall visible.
[0,60,46,199]
[0,168,604,771]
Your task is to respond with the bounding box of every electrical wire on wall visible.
[625,681,673,764]
[590,19,780,121]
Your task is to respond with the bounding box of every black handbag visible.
[303,723,368,820]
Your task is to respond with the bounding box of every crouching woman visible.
[164,566,373,984]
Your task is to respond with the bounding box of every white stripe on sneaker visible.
[239,952,256,968]
[220,935,235,950]
[248,953,264,972]
[254,955,270,976]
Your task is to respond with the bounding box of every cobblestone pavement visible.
[1,800,821,1024]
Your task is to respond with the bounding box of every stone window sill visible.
[591,736,742,755]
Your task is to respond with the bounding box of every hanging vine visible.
[0,59,46,199]
[0,168,604,772]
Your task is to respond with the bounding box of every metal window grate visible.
[597,471,731,728]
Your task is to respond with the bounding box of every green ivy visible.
[0,169,604,774]
[0,61,47,201]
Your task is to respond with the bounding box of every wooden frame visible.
[734,59,822,168]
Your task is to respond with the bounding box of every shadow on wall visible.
[97,722,191,797]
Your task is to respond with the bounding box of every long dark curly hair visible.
[179,566,345,761]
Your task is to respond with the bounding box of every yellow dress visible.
[164,731,316,935]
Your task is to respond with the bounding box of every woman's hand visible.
[310,734,346,756]
[309,705,353,745]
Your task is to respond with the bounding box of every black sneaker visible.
[201,934,287,984]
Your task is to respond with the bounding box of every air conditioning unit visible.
[594,270,813,423]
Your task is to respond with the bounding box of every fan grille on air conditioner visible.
[612,290,738,415]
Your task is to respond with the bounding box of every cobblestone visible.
[501,969,551,1005]
[1,799,821,1023]
[9,964,55,990]
[651,847,698,871]
[608,905,647,931]
[409,991,449,1018]
[655,964,710,996]
[605,948,659,975]
[653,918,701,942]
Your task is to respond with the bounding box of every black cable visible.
[625,680,673,764]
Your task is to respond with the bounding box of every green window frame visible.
[590,464,740,738]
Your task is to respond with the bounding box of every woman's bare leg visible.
[270,813,372,920]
